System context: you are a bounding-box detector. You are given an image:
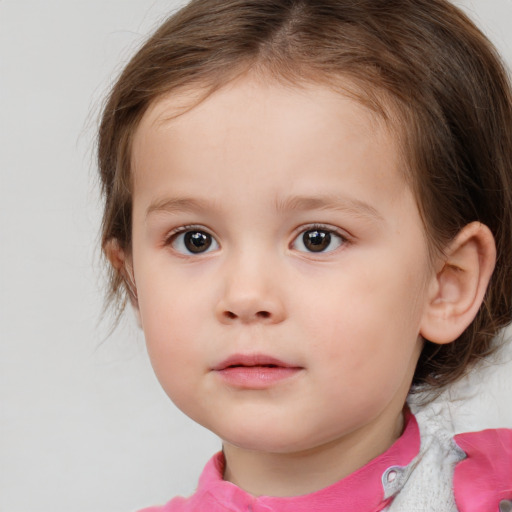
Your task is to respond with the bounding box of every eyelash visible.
[290,224,349,254]
[164,225,219,255]
[164,223,349,256]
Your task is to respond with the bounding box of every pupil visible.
[303,230,331,252]
[184,231,211,253]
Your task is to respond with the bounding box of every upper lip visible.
[212,353,300,371]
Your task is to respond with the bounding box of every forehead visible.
[141,75,391,125]
[131,76,405,186]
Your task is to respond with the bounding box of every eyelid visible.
[164,224,220,255]
[164,224,213,241]
[290,223,350,253]
[292,223,350,240]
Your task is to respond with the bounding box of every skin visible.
[127,76,446,497]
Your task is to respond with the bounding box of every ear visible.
[420,222,496,345]
[104,238,142,327]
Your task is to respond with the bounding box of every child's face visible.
[129,78,435,455]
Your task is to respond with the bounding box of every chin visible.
[218,423,316,454]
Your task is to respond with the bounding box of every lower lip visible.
[215,366,302,389]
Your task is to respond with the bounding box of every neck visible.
[222,408,405,497]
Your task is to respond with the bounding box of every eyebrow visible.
[145,194,383,221]
[146,197,217,218]
[274,194,384,221]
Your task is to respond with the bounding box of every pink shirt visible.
[139,409,512,511]
[140,411,420,512]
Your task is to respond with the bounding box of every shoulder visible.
[453,429,512,512]
[390,421,512,511]
[406,336,512,511]
[136,452,225,512]
[137,496,189,512]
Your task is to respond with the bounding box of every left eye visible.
[292,228,344,253]
[170,229,219,255]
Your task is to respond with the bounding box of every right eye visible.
[169,229,219,255]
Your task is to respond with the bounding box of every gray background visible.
[1,1,511,511]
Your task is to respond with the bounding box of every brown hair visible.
[97,0,512,389]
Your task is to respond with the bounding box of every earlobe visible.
[104,238,142,327]
[420,222,496,345]
[104,238,126,272]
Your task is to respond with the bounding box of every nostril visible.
[223,310,271,320]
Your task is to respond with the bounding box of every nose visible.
[215,253,286,325]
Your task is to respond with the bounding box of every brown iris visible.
[184,231,212,253]
[302,230,331,252]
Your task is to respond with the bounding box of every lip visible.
[212,353,303,389]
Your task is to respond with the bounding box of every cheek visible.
[136,275,209,380]
[300,260,426,379]
[141,306,208,418]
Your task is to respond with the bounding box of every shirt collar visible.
[190,410,420,512]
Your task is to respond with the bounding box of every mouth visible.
[212,354,303,389]
[213,354,298,371]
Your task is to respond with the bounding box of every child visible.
[97,0,512,510]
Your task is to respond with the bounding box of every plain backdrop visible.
[1,1,511,511]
